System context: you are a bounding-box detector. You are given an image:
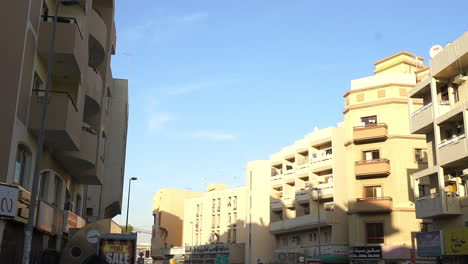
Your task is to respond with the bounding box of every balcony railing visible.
[353,123,388,143]
[416,192,461,219]
[32,90,78,112]
[411,102,432,117]
[41,15,83,39]
[438,134,465,148]
[353,197,393,213]
[355,159,391,178]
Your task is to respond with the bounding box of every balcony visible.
[271,198,283,211]
[353,123,388,144]
[431,32,468,78]
[295,190,310,203]
[271,174,283,186]
[88,9,107,68]
[416,192,460,219]
[79,156,104,185]
[355,159,391,179]
[410,103,434,134]
[58,125,98,173]
[64,210,86,233]
[311,185,334,200]
[352,197,393,213]
[28,92,81,151]
[38,17,85,81]
[85,67,103,116]
[310,153,333,172]
[36,200,64,234]
[283,195,295,207]
[269,212,332,234]
[438,134,468,167]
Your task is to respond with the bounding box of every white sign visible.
[87,229,101,244]
[0,184,18,217]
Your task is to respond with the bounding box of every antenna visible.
[429,45,443,58]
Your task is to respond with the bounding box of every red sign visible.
[99,238,136,264]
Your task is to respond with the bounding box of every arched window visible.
[13,144,31,189]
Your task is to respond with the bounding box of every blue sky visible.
[111,0,468,230]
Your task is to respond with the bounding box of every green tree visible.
[120,224,134,233]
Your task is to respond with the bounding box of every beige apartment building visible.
[268,127,348,263]
[343,52,428,264]
[409,32,468,263]
[0,0,127,263]
[151,188,202,264]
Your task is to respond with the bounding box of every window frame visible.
[365,222,384,244]
[363,184,383,198]
[13,144,32,190]
[361,115,378,126]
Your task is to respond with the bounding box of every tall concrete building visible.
[343,52,427,264]
[0,0,127,262]
[409,32,468,263]
[267,127,348,263]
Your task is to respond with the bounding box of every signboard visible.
[444,227,468,255]
[349,246,381,259]
[416,231,443,257]
[99,233,137,264]
[0,184,18,217]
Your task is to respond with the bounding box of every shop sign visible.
[416,231,443,257]
[0,184,18,217]
[443,227,468,255]
[349,246,381,259]
[99,234,137,264]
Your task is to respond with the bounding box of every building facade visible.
[0,0,127,263]
[151,188,202,264]
[409,32,468,262]
[268,127,349,263]
[343,52,427,264]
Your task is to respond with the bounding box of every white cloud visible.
[182,12,208,23]
[190,131,237,141]
[148,112,176,134]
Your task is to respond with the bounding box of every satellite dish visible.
[430,44,443,58]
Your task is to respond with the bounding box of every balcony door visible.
[363,150,380,161]
[361,115,377,126]
[364,185,382,198]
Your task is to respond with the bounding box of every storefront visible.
[183,243,244,264]
[441,227,468,263]
[349,246,381,264]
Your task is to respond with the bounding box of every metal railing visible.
[354,123,388,130]
[438,134,466,148]
[41,15,83,40]
[355,158,390,165]
[32,89,78,112]
[411,102,433,117]
[357,196,392,202]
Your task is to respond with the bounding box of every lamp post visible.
[22,1,81,263]
[125,177,138,233]
[312,187,322,258]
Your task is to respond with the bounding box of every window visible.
[13,145,31,189]
[228,213,231,223]
[76,194,82,216]
[100,132,107,162]
[304,204,310,215]
[282,237,288,247]
[364,185,382,198]
[324,148,332,155]
[233,212,237,223]
[418,184,430,197]
[233,196,237,209]
[217,198,221,212]
[196,204,200,216]
[39,171,50,201]
[212,199,216,212]
[216,214,220,227]
[440,85,449,101]
[86,208,93,217]
[158,212,162,225]
[227,228,231,242]
[363,150,380,161]
[414,149,427,163]
[366,223,384,243]
[32,73,43,93]
[232,227,237,243]
[361,115,377,126]
[53,175,63,208]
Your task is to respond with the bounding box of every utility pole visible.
[21,1,80,263]
[313,188,322,258]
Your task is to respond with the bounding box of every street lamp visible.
[22,1,81,263]
[312,187,322,258]
[125,177,138,233]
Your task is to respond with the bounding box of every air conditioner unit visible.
[453,74,467,85]
[444,174,457,183]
